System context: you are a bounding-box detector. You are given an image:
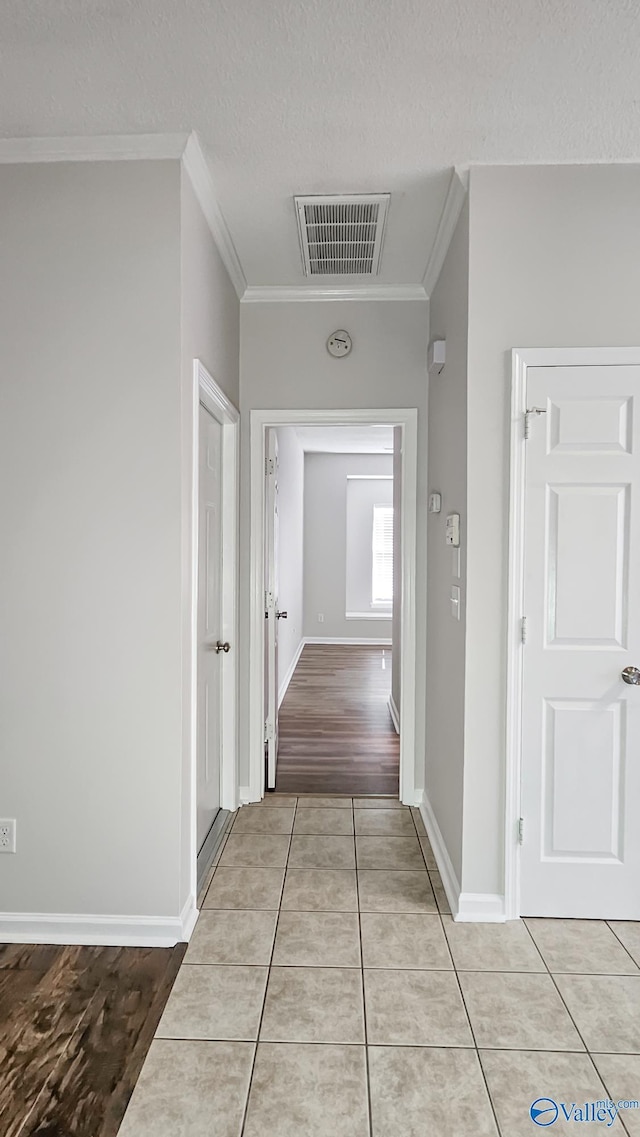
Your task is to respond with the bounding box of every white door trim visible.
[188,361,239,907]
[249,407,419,805]
[505,346,640,919]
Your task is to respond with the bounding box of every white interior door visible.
[197,402,224,850]
[265,429,281,790]
[520,363,640,918]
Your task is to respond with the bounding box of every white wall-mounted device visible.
[428,492,442,513]
[445,513,460,547]
[428,338,446,375]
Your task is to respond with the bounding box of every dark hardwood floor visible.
[0,940,185,1137]
[276,643,400,795]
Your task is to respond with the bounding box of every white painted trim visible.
[250,408,419,806]
[181,133,247,300]
[420,792,461,918]
[345,611,392,620]
[242,285,427,304]
[457,894,506,922]
[388,693,400,734]
[422,168,468,298]
[504,346,640,922]
[180,894,199,941]
[0,132,189,163]
[186,361,240,914]
[278,638,305,708]
[0,911,191,947]
[304,636,392,646]
[239,786,252,805]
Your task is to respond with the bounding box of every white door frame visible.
[505,346,640,919]
[187,360,239,905]
[249,407,419,805]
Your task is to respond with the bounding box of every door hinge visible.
[524,406,547,439]
[264,721,274,744]
[521,616,527,644]
[265,456,275,475]
[518,817,524,845]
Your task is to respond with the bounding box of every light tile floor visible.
[118,796,640,1137]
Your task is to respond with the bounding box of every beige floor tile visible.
[608,921,640,968]
[369,1046,498,1137]
[480,1049,625,1136]
[353,797,403,808]
[442,917,546,972]
[419,835,438,870]
[232,807,295,835]
[218,833,290,868]
[555,974,640,1053]
[273,911,361,967]
[117,1039,254,1137]
[356,835,424,870]
[185,909,277,965]
[525,918,640,974]
[410,807,427,835]
[430,871,451,914]
[243,1043,369,1137]
[364,968,473,1046]
[288,834,356,869]
[293,807,354,836]
[281,868,358,912]
[358,870,437,913]
[156,965,267,1041]
[592,1053,640,1135]
[203,867,284,911]
[459,972,584,1051]
[297,796,352,808]
[360,913,452,969]
[354,808,416,836]
[255,794,297,807]
[261,966,365,1043]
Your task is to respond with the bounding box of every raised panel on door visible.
[520,363,640,919]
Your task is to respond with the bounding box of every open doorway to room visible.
[249,409,418,805]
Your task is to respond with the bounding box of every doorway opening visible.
[249,409,418,805]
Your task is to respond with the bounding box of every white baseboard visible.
[419,793,461,918]
[278,638,304,708]
[0,909,193,947]
[388,693,400,734]
[420,792,506,922]
[304,636,392,646]
[239,785,254,805]
[456,892,506,922]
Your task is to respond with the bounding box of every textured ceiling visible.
[1,0,639,288]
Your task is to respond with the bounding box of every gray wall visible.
[426,198,469,885]
[303,453,393,639]
[0,161,183,918]
[239,300,429,795]
[462,164,640,897]
[275,427,305,699]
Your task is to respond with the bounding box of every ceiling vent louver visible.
[294,194,390,276]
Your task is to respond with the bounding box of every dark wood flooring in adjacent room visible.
[0,940,185,1137]
[276,643,400,795]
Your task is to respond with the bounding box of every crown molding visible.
[0,132,189,163]
[422,167,468,298]
[181,132,247,300]
[242,283,427,303]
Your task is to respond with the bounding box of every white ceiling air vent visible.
[294,194,390,276]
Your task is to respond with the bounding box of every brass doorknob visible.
[215,641,231,654]
[621,666,640,685]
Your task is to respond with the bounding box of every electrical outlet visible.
[0,819,16,853]
[317,613,324,623]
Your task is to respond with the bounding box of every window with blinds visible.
[371,504,394,605]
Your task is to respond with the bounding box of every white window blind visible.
[371,504,394,605]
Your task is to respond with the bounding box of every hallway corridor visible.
[276,644,399,796]
[118,797,640,1137]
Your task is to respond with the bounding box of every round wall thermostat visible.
[327,330,352,358]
